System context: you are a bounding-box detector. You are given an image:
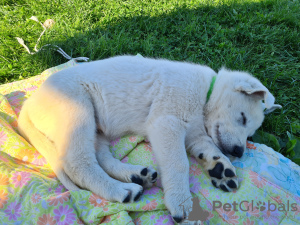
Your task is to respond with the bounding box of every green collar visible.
[206,75,216,103]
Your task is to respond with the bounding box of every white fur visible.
[18,56,280,223]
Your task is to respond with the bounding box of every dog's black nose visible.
[231,146,244,158]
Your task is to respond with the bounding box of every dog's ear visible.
[262,103,282,114]
[234,79,282,111]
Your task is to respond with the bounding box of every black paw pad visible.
[151,172,157,182]
[213,156,220,160]
[227,180,237,189]
[212,180,218,188]
[208,162,224,179]
[220,184,229,192]
[131,175,143,186]
[141,168,148,176]
[199,153,203,159]
[224,169,235,178]
[173,216,183,223]
[134,190,143,201]
[123,192,131,203]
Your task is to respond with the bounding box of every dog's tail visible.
[18,107,81,191]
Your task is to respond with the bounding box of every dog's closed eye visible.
[241,112,247,126]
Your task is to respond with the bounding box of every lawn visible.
[0,0,299,163]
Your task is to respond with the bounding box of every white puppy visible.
[18,56,281,223]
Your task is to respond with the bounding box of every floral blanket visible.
[0,59,299,225]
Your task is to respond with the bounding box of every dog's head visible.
[204,68,281,158]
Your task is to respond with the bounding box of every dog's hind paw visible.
[119,183,144,203]
[131,166,157,189]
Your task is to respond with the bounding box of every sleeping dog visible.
[18,56,281,223]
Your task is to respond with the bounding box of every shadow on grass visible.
[31,1,299,73]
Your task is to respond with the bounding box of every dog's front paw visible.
[164,192,192,224]
[130,166,157,189]
[199,154,238,192]
[208,157,238,192]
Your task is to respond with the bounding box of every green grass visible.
[0,0,299,162]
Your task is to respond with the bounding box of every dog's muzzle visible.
[231,145,244,158]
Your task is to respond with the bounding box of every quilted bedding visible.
[0,59,299,225]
